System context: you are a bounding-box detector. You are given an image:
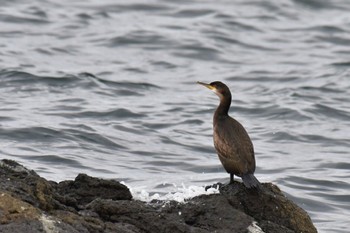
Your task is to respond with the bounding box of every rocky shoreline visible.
[0,159,317,233]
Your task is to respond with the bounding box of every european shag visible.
[198,81,261,189]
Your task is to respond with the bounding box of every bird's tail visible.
[242,174,262,190]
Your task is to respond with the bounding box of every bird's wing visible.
[214,117,255,173]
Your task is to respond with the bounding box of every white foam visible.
[247,221,265,233]
[124,182,220,203]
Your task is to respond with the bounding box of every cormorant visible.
[198,81,261,189]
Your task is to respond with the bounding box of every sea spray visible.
[124,182,220,203]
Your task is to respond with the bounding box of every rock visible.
[0,192,40,224]
[0,159,318,233]
[56,173,132,208]
[218,183,316,233]
[0,159,57,211]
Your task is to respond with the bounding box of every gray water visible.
[1,0,350,232]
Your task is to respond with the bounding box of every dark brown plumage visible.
[198,81,261,189]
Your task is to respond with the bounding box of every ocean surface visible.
[1,0,350,232]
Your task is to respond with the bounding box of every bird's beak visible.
[197,81,216,91]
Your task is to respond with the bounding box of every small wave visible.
[211,35,278,52]
[309,25,346,33]
[0,13,50,25]
[0,116,14,122]
[65,129,127,150]
[315,35,350,46]
[25,154,86,168]
[330,61,350,67]
[292,0,349,10]
[299,133,349,147]
[142,119,203,130]
[128,183,219,203]
[234,104,312,121]
[306,103,350,121]
[172,43,221,61]
[108,30,173,49]
[78,72,161,90]
[217,18,263,32]
[0,126,68,142]
[267,131,304,143]
[0,70,78,86]
[171,9,215,18]
[283,176,349,190]
[150,60,178,70]
[96,3,171,13]
[318,162,350,170]
[67,108,146,119]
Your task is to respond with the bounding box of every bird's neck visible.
[214,95,231,120]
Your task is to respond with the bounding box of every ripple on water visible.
[279,176,350,216]
[25,154,86,168]
[63,108,146,119]
[0,70,79,88]
[305,103,350,121]
[319,162,350,170]
[173,8,216,18]
[0,14,50,25]
[64,129,127,150]
[108,30,174,49]
[0,127,69,142]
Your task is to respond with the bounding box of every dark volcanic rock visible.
[56,173,132,208]
[219,183,315,233]
[0,159,57,211]
[0,159,318,233]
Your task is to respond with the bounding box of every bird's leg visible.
[230,173,234,184]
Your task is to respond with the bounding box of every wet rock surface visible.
[0,159,317,233]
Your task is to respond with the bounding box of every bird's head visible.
[197,81,231,100]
